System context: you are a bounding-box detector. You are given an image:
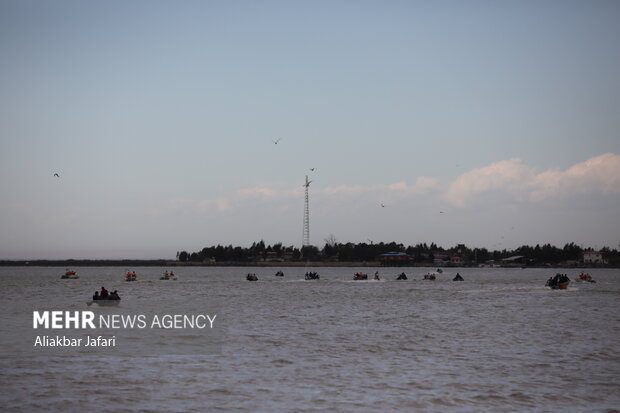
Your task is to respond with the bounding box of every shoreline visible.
[0,260,617,269]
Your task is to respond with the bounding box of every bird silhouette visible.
[380,203,385,208]
[272,138,281,144]
[309,168,316,171]
[53,173,60,178]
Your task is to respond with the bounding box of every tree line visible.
[176,241,620,265]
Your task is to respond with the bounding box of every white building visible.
[582,251,606,264]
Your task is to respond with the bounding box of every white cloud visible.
[444,153,620,207]
[323,177,439,197]
[530,152,620,201]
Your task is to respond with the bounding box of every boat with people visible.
[396,272,407,280]
[246,273,258,281]
[545,273,570,290]
[125,271,137,282]
[578,272,595,283]
[160,271,177,280]
[87,299,120,307]
[305,272,320,280]
[61,269,79,279]
[274,271,284,277]
[423,273,436,280]
[353,272,368,280]
[453,273,464,281]
[88,287,120,306]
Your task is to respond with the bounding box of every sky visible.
[1,0,619,259]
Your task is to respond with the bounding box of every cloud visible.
[444,153,620,207]
[530,153,620,201]
[323,177,439,197]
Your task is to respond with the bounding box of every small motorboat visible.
[578,272,595,283]
[396,272,407,280]
[61,270,79,279]
[87,299,120,307]
[274,271,284,277]
[353,272,368,280]
[546,273,570,290]
[304,272,320,280]
[246,273,258,281]
[423,273,436,280]
[160,271,177,280]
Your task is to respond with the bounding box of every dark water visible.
[0,266,619,412]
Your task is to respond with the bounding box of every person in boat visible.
[170,271,175,277]
[93,291,100,301]
[374,271,380,280]
[453,273,464,281]
[108,290,120,300]
[100,287,109,299]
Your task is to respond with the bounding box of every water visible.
[0,266,619,412]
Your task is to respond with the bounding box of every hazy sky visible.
[1,0,619,259]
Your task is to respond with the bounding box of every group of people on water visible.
[161,271,176,280]
[578,272,595,283]
[546,273,570,289]
[353,272,368,280]
[93,286,120,301]
[305,271,320,280]
[246,273,258,281]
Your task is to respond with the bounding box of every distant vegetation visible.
[176,241,620,267]
[2,242,617,267]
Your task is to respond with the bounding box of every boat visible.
[87,299,120,307]
[578,272,595,283]
[160,271,177,280]
[304,272,320,280]
[61,270,79,279]
[396,272,407,280]
[453,273,464,281]
[274,271,284,277]
[545,273,570,290]
[246,273,258,281]
[353,272,368,280]
[423,273,436,280]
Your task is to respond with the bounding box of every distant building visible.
[501,255,527,266]
[432,252,449,265]
[450,255,464,264]
[582,251,606,264]
[378,252,411,267]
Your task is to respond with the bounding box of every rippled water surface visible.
[1,266,619,412]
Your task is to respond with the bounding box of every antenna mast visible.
[302,175,311,247]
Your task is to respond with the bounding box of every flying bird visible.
[439,211,444,214]
[53,173,60,178]
[309,168,316,171]
[380,203,385,208]
[272,138,281,144]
